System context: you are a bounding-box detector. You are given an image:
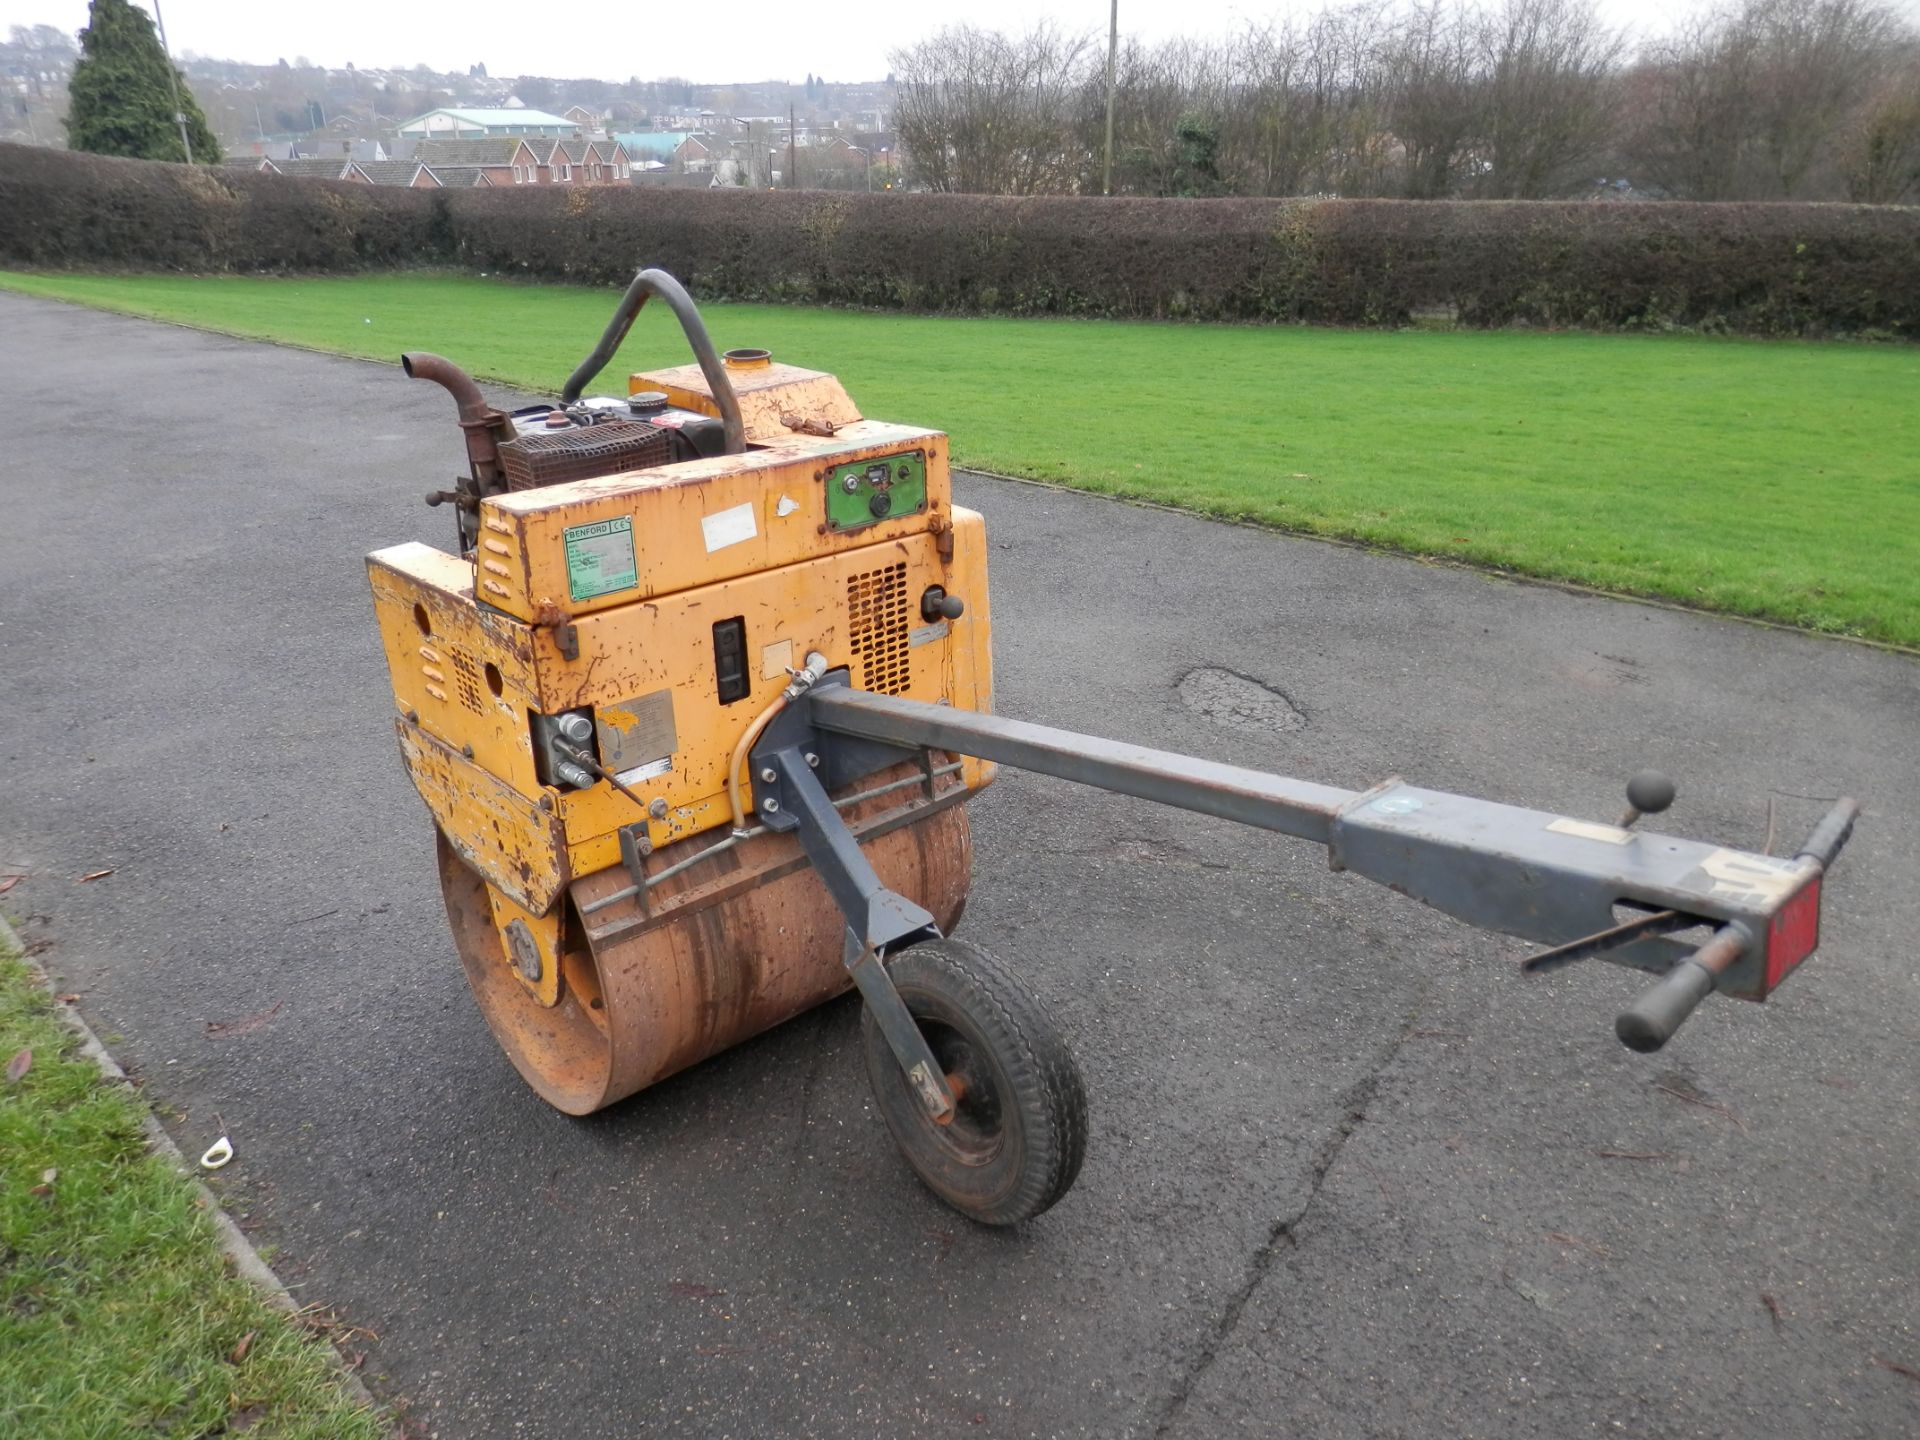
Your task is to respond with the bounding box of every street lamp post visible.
[148,0,195,164]
[1102,0,1117,196]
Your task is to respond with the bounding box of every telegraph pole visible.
[1102,0,1117,196]
[789,102,797,189]
[149,0,195,164]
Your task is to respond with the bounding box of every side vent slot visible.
[847,562,911,696]
[450,649,487,714]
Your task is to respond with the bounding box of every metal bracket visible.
[616,822,653,916]
[751,701,955,1119]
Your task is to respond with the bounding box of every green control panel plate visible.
[824,451,927,532]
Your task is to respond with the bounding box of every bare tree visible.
[890,22,1093,194]
[1471,0,1626,197]
[1236,7,1396,197]
[1625,0,1914,198]
[1621,12,1761,198]
[1381,1,1482,197]
[1745,0,1906,195]
[1835,62,1920,201]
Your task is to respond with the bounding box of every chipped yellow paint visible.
[486,887,565,1007]
[480,423,951,622]
[633,359,862,445]
[369,375,996,961]
[395,719,569,914]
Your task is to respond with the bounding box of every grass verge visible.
[2,269,1915,648]
[0,931,385,1439]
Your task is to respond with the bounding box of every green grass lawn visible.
[4,269,1915,646]
[0,937,385,1439]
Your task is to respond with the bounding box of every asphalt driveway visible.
[1,293,1915,1439]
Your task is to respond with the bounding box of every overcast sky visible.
[8,0,1919,84]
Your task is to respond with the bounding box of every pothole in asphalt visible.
[1177,667,1306,735]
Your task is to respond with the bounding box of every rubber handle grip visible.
[1615,960,1718,1053]
[1795,797,1860,870]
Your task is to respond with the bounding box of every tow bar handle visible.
[1615,925,1747,1053]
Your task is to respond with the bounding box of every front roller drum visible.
[438,773,973,1116]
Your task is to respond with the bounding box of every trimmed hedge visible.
[0,142,442,271]
[4,142,1917,336]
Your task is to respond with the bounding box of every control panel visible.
[824,451,927,533]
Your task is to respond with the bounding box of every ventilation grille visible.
[450,649,486,713]
[847,562,911,696]
[498,420,673,491]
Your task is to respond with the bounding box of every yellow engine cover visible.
[369,400,995,917]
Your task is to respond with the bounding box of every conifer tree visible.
[65,0,221,163]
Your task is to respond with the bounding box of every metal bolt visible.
[762,798,780,814]
[405,709,419,724]
[648,798,668,820]
[462,743,475,759]
[556,712,594,743]
[760,767,778,784]
[505,920,543,984]
[805,752,820,768]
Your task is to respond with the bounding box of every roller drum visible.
[439,766,973,1114]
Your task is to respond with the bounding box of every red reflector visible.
[1765,875,1822,992]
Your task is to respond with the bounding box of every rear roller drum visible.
[861,938,1087,1226]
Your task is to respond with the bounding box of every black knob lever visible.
[920,586,965,623]
[1618,770,1676,830]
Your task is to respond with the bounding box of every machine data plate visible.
[825,452,927,532]
[565,516,637,600]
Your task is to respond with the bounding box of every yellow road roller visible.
[371,270,1857,1225]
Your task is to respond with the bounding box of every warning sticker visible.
[564,516,637,600]
[701,501,758,553]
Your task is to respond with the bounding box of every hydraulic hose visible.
[559,268,747,455]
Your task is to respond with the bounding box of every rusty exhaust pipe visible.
[402,352,516,548]
[401,351,511,486]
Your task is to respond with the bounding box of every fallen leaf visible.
[78,868,115,883]
[55,993,80,1005]
[0,874,22,894]
[1654,1080,1747,1132]
[40,1168,56,1184]
[229,1331,256,1364]
[29,1184,52,1198]
[1873,1355,1920,1385]
[205,1002,284,1039]
[668,1281,726,1299]
[1761,1293,1786,1330]
[6,1049,30,1084]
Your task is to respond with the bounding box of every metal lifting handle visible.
[1613,796,1860,1052]
[559,268,746,454]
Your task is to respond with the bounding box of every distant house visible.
[412,137,546,186]
[571,137,631,183]
[561,104,603,132]
[672,135,718,173]
[221,155,433,187]
[227,156,361,181]
[613,131,686,164]
[396,106,581,140]
[354,160,442,188]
